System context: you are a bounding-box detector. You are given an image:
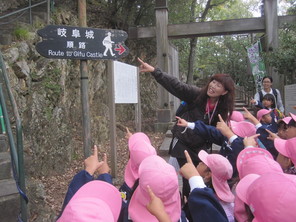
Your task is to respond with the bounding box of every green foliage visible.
[13,27,30,40]
[287,0,296,15]
[170,0,259,86]
[265,24,296,84]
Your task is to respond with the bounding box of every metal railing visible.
[0,50,27,222]
[0,0,52,25]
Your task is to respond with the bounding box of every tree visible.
[265,23,296,84]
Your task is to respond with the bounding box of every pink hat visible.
[230,111,245,122]
[278,117,292,124]
[124,133,157,187]
[274,137,296,165]
[236,173,296,222]
[236,147,282,179]
[290,112,296,122]
[256,109,272,121]
[198,150,234,203]
[57,181,122,222]
[229,120,256,137]
[129,155,181,222]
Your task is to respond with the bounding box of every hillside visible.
[0,1,162,221]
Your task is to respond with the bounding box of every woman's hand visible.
[138,58,155,73]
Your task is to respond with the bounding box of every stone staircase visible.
[0,134,20,222]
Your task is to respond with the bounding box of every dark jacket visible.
[151,68,218,161]
[188,187,228,222]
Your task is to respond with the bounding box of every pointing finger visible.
[137,57,144,64]
[218,114,225,123]
[147,185,155,199]
[93,145,98,156]
[184,150,193,164]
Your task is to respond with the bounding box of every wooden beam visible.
[128,15,296,39]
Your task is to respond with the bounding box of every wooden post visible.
[78,0,91,158]
[155,0,169,108]
[108,60,117,177]
[264,0,280,89]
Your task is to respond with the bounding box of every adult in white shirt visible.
[251,76,284,113]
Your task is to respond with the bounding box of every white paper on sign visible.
[113,61,138,104]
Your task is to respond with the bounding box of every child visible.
[59,145,111,214]
[119,129,157,221]
[180,150,228,222]
[254,94,284,120]
[234,147,283,222]
[57,180,122,222]
[58,145,119,221]
[176,114,256,178]
[196,150,235,222]
[277,117,292,139]
[243,107,278,158]
[274,137,296,175]
[128,155,186,221]
[236,172,296,222]
[286,113,296,139]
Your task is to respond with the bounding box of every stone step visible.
[0,152,12,180]
[0,179,20,222]
[0,134,8,152]
[158,134,171,157]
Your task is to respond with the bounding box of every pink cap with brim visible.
[236,147,282,179]
[198,150,234,203]
[256,109,272,121]
[274,137,296,165]
[129,155,181,222]
[278,117,292,125]
[290,112,296,122]
[57,181,122,222]
[230,120,256,138]
[124,133,157,187]
[230,111,245,122]
[236,173,296,222]
[234,194,249,222]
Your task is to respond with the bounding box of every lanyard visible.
[206,98,219,125]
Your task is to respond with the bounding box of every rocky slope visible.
[1,2,160,220]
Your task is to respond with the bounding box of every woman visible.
[251,76,285,113]
[138,58,235,199]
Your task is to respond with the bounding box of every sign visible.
[113,61,138,104]
[36,25,129,60]
[285,84,296,115]
[246,41,266,91]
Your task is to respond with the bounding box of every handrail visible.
[0,51,27,221]
[235,85,255,108]
[0,0,51,25]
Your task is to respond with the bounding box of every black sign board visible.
[36,25,129,60]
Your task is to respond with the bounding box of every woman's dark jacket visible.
[151,68,218,162]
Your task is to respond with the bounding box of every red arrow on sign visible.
[114,44,126,55]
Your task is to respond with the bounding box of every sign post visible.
[36,24,129,159]
[36,25,129,60]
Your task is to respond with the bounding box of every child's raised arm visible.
[243,107,260,125]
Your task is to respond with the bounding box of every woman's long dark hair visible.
[195,74,235,124]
